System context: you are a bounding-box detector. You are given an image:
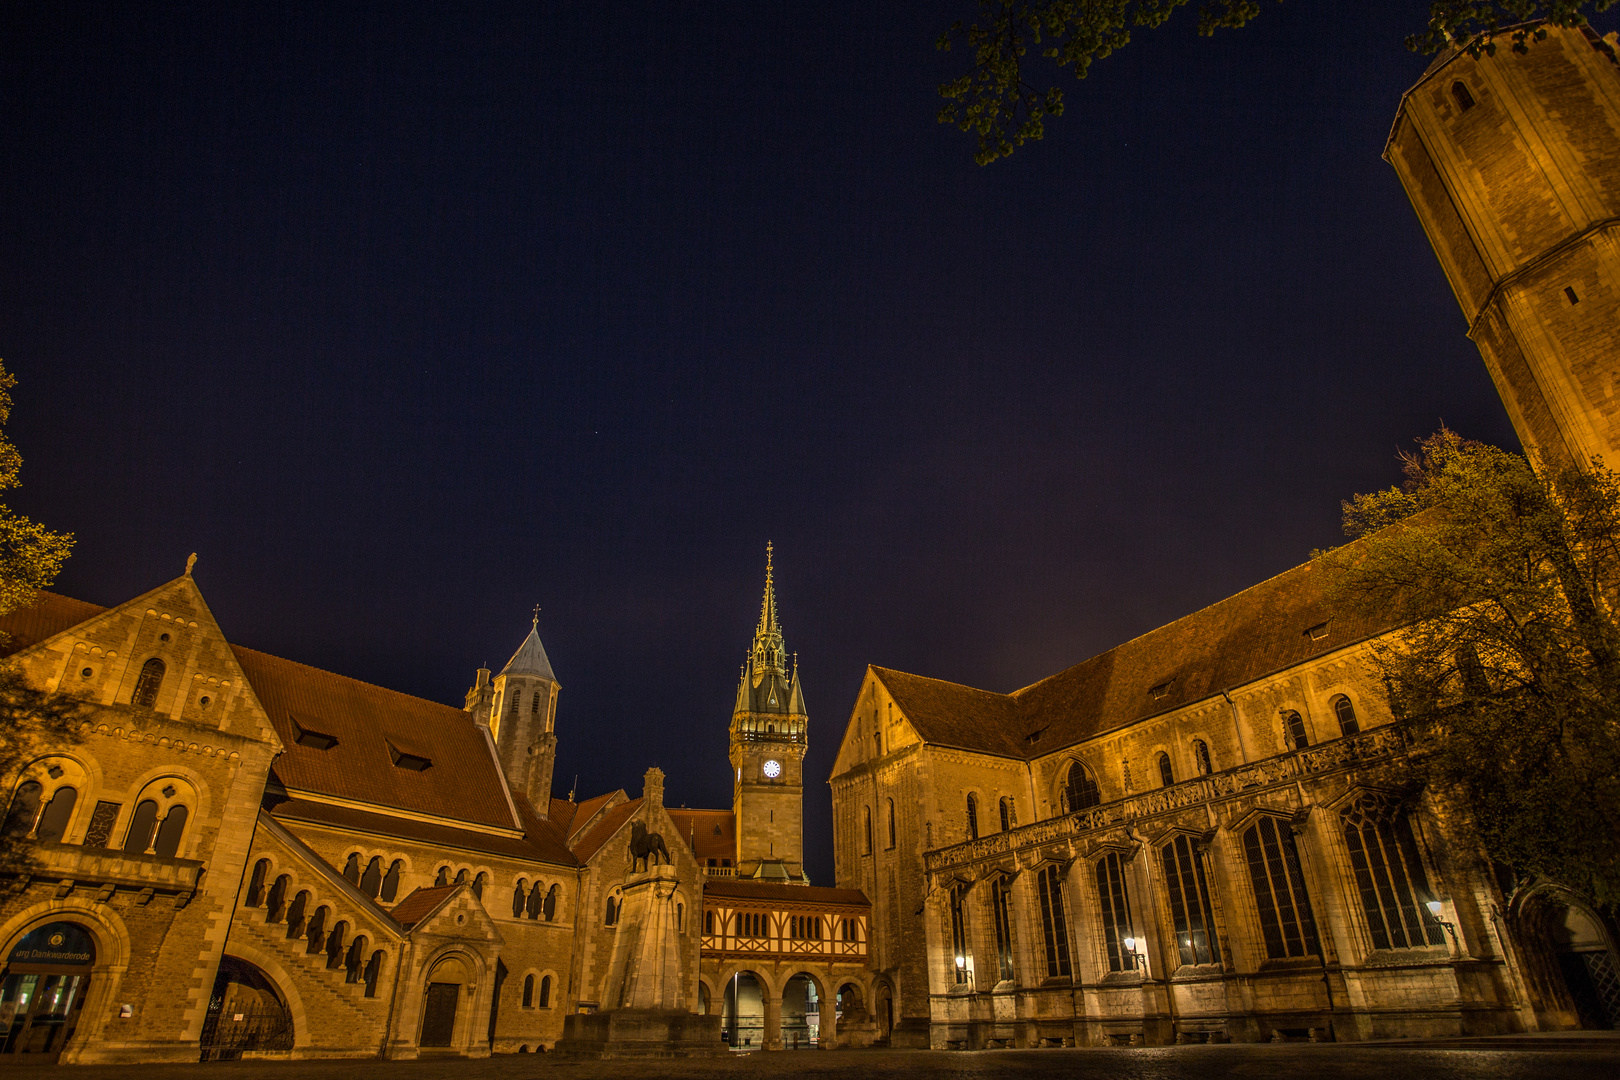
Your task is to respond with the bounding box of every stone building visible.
[0,553,872,1062]
[828,20,1620,1048]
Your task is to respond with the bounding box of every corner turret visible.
[480,610,560,816]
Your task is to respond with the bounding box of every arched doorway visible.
[872,980,894,1045]
[720,971,764,1051]
[780,973,820,1049]
[420,954,473,1049]
[1549,904,1620,1029]
[199,956,294,1061]
[0,922,95,1061]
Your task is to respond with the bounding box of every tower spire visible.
[751,542,785,680]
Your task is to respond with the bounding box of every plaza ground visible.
[11,1039,1620,1080]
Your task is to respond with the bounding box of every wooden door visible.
[419,982,459,1048]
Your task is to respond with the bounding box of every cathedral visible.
[0,554,872,1062]
[827,19,1620,1049]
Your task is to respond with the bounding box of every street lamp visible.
[1424,900,1459,946]
[1122,936,1144,971]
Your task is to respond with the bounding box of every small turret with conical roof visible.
[729,544,808,882]
[471,607,561,817]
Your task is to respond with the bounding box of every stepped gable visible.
[878,559,1400,760]
[568,797,642,862]
[666,808,734,863]
[701,879,867,905]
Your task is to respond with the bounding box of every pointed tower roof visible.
[750,542,786,680]
[500,610,557,681]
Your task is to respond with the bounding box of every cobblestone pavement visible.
[5,1044,1619,1080]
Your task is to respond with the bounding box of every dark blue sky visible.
[6,2,1600,882]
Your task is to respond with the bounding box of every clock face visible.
[762,759,782,779]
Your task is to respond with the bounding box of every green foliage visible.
[1314,430,1620,907]
[0,361,73,624]
[937,2,1614,164]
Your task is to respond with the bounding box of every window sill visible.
[1170,963,1225,980]
[1098,971,1144,987]
[1256,955,1323,973]
[1038,975,1074,989]
[1357,946,1450,966]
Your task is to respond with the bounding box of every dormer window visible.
[293,719,339,750]
[1149,680,1173,700]
[387,742,432,771]
[1306,621,1330,641]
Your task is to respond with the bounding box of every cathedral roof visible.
[568,796,643,862]
[873,557,1401,760]
[666,808,735,862]
[499,618,556,681]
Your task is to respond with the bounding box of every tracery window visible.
[966,795,978,840]
[949,885,970,985]
[1161,835,1221,967]
[132,657,166,708]
[1036,864,1072,978]
[1283,710,1310,750]
[992,878,1016,983]
[1096,852,1135,972]
[1242,817,1321,959]
[1062,761,1100,813]
[1340,797,1446,950]
[1157,752,1174,788]
[999,797,1016,832]
[1192,739,1213,776]
[1333,695,1360,737]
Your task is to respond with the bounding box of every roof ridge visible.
[231,642,469,718]
[870,665,1015,701]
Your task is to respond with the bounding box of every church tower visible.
[472,613,560,817]
[729,544,808,882]
[1386,23,1620,469]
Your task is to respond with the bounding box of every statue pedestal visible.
[554,863,725,1058]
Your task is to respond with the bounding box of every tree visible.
[0,359,79,885]
[1314,430,1620,907]
[937,2,1616,164]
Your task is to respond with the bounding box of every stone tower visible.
[729,544,808,881]
[471,613,560,816]
[1386,23,1620,469]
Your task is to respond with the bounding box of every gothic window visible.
[522,975,534,1007]
[122,799,160,854]
[1062,761,1100,813]
[1242,817,1321,959]
[512,880,527,918]
[342,853,361,883]
[949,885,970,985]
[1161,835,1221,967]
[247,859,270,907]
[363,951,383,997]
[1341,799,1447,950]
[1036,864,1073,978]
[999,797,1016,832]
[132,657,166,708]
[1,780,42,838]
[1333,695,1360,737]
[886,799,896,849]
[543,884,559,921]
[992,879,1016,983]
[1192,739,1213,776]
[1451,80,1475,111]
[33,786,77,843]
[863,806,872,855]
[1283,710,1309,750]
[344,936,367,983]
[381,860,403,902]
[539,975,552,1007]
[1096,853,1134,972]
[266,875,289,921]
[360,856,384,898]
[966,795,979,840]
[1157,752,1174,788]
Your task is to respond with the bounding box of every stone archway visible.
[779,971,826,1050]
[0,921,97,1062]
[835,979,877,1048]
[420,952,476,1050]
[199,956,294,1061]
[719,969,767,1051]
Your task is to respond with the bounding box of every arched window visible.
[1340,799,1446,950]
[999,797,1016,832]
[1192,739,1213,776]
[122,799,159,854]
[509,690,522,718]
[863,806,872,854]
[886,799,896,849]
[132,657,166,708]
[1283,710,1309,750]
[1157,752,1174,788]
[1,780,42,837]
[247,859,271,906]
[360,856,384,898]
[342,853,361,883]
[34,785,77,843]
[522,974,535,1007]
[538,974,551,1007]
[381,860,403,902]
[605,894,619,926]
[1063,761,1100,813]
[344,936,367,983]
[1241,817,1321,959]
[1096,853,1134,972]
[1161,835,1221,967]
[266,875,289,921]
[454,868,469,885]
[324,921,346,969]
[543,884,559,921]
[1333,695,1360,737]
[285,891,310,938]
[473,871,487,900]
[948,885,970,985]
[512,880,528,918]
[704,909,715,935]
[527,882,542,919]
[677,903,684,932]
[363,951,384,997]
[1451,80,1475,111]
[305,905,329,953]
[434,866,449,886]
[153,804,188,857]
[965,795,979,840]
[1036,864,1072,978]
[991,878,1015,983]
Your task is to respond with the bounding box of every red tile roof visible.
[569,797,642,862]
[0,590,105,657]
[266,793,578,867]
[666,808,735,863]
[562,790,620,845]
[387,885,460,928]
[701,879,868,906]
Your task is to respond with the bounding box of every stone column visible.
[763,985,783,1051]
[819,984,838,1049]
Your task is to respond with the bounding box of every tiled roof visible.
[387,885,459,928]
[666,808,735,862]
[878,559,1399,761]
[569,797,642,862]
[0,590,106,657]
[264,793,578,867]
[562,791,620,845]
[701,879,868,906]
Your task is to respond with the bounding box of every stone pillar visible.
[819,986,838,1049]
[763,985,783,1051]
[604,864,684,1011]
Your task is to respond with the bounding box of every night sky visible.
[7,2,1609,883]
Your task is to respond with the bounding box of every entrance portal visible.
[1551,906,1620,1029]
[0,922,95,1062]
[420,983,460,1047]
[199,956,294,1061]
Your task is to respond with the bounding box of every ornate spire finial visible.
[532,604,541,629]
[185,552,197,576]
[749,544,787,681]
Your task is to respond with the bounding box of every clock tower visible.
[729,544,808,882]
